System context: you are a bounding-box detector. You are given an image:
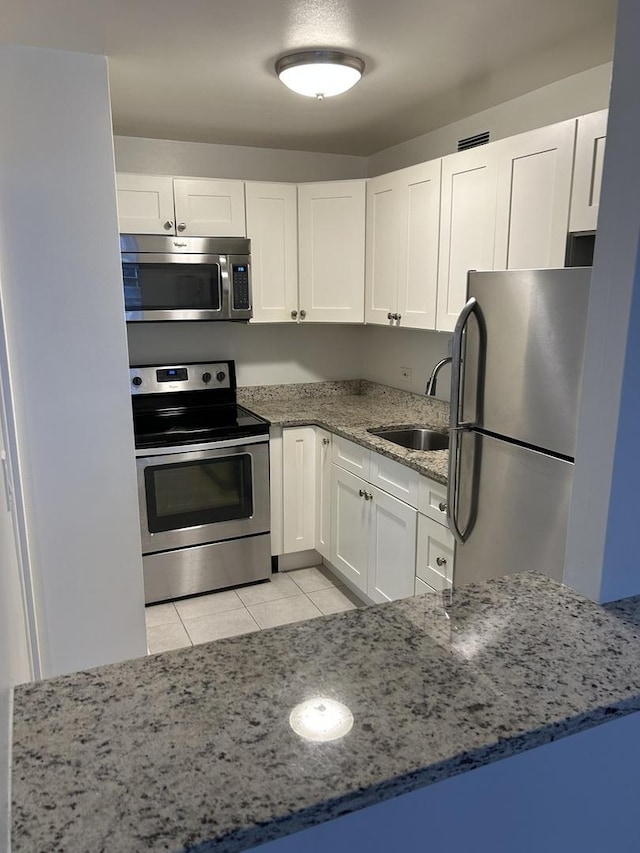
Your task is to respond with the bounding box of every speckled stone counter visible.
[238,380,450,484]
[12,573,640,853]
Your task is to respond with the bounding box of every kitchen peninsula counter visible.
[12,573,640,853]
[238,379,450,484]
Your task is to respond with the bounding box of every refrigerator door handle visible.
[448,296,479,544]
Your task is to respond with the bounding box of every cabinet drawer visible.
[332,436,370,479]
[418,476,449,524]
[416,514,454,590]
[369,452,419,508]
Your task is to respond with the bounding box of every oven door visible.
[136,439,269,554]
[123,252,228,321]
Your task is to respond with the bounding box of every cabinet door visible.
[282,427,316,553]
[570,110,608,233]
[494,120,576,270]
[364,172,400,325]
[315,428,332,559]
[396,159,441,330]
[246,182,299,323]
[173,178,246,237]
[436,146,499,332]
[116,174,175,234]
[298,181,366,323]
[416,514,454,591]
[368,486,417,604]
[330,465,369,595]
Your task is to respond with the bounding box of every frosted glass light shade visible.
[276,50,364,99]
[289,697,354,742]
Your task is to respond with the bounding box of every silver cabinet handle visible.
[447,296,479,545]
[359,489,366,498]
[365,491,373,501]
[436,556,447,567]
[291,310,298,320]
[438,501,447,512]
[299,309,306,319]
[394,313,402,321]
[177,222,187,232]
[163,220,174,230]
[322,438,330,445]
[387,312,393,320]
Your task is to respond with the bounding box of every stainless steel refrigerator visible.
[447,268,591,586]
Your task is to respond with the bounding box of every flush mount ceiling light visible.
[275,50,365,100]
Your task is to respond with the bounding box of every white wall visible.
[0,45,147,677]
[114,136,367,182]
[127,323,365,386]
[360,327,452,400]
[368,63,612,175]
[564,0,640,602]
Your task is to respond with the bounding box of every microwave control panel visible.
[232,264,251,311]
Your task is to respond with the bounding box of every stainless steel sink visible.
[368,427,449,451]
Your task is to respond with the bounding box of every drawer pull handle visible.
[438,501,447,512]
[436,556,447,567]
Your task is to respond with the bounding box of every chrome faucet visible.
[425,356,452,396]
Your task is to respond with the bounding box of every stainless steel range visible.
[131,361,271,604]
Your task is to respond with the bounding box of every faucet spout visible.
[425,356,452,396]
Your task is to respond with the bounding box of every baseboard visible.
[277,550,322,572]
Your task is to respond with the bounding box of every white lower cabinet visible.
[330,466,370,593]
[369,486,417,603]
[330,464,417,602]
[282,427,316,553]
[416,513,454,592]
[315,428,332,559]
[280,428,453,600]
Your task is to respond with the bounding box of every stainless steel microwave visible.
[120,234,252,321]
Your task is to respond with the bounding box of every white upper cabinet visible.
[365,160,441,330]
[115,174,246,236]
[365,172,399,326]
[245,182,299,323]
[436,145,500,332]
[570,109,608,233]
[116,174,175,234]
[493,120,576,270]
[172,178,246,237]
[298,180,366,323]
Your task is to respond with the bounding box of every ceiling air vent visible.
[457,131,490,152]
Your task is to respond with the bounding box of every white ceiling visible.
[1,0,616,156]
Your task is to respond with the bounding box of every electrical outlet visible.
[400,366,412,383]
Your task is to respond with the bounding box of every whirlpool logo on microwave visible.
[173,241,188,248]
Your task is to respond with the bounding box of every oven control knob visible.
[132,376,142,387]
[202,372,212,384]
[216,371,226,382]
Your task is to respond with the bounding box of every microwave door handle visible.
[220,256,231,317]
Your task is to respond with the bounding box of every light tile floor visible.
[145,565,365,655]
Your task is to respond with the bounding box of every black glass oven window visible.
[123,263,221,311]
[145,455,253,533]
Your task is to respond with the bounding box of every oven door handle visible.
[135,434,269,457]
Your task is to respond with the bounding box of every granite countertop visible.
[12,573,640,853]
[238,380,450,484]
